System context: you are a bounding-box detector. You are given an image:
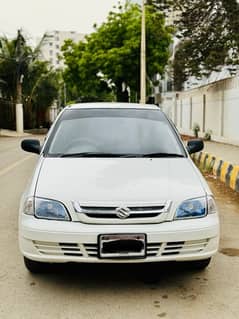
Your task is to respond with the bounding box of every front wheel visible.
[24,257,49,273]
[188,258,211,270]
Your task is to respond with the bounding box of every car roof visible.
[67,102,161,111]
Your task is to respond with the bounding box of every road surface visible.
[0,136,238,319]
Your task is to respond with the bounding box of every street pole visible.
[16,30,24,134]
[16,74,24,134]
[140,0,146,104]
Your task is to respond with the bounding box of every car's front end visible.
[20,208,219,265]
[19,156,219,267]
[19,104,219,272]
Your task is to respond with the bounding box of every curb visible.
[192,152,239,193]
[0,129,30,138]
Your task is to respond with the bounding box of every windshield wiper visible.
[141,152,185,158]
[60,152,127,158]
[59,152,185,158]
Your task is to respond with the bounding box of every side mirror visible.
[187,139,204,154]
[21,139,41,154]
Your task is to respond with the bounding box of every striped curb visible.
[191,152,239,193]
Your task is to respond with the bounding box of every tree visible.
[23,61,59,128]
[61,40,113,102]
[156,1,239,76]
[147,0,174,13]
[172,41,189,91]
[0,34,25,101]
[62,1,173,102]
[177,1,239,76]
[0,32,59,128]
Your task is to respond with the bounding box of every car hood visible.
[35,158,205,205]
[35,157,206,205]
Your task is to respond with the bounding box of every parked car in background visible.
[19,103,219,273]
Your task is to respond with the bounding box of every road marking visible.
[0,155,33,178]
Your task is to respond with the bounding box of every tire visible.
[24,256,49,273]
[189,258,211,270]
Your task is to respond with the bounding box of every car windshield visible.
[45,108,185,157]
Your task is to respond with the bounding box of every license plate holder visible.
[99,234,146,259]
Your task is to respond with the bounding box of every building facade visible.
[40,30,86,69]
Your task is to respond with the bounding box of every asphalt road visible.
[0,136,238,319]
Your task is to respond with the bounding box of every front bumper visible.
[19,214,219,263]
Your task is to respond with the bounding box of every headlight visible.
[175,197,207,219]
[23,197,70,221]
[35,198,70,221]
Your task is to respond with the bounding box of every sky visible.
[0,0,130,40]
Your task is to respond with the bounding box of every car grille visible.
[83,206,164,219]
[33,239,209,258]
[72,201,171,224]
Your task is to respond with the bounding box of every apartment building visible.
[40,30,86,69]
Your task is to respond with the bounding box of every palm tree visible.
[0,30,59,129]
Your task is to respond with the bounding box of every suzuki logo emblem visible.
[115,207,131,219]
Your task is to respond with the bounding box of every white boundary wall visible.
[163,77,239,146]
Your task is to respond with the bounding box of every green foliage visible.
[193,123,200,138]
[0,32,59,128]
[0,36,22,100]
[175,1,239,76]
[204,130,212,141]
[152,0,239,89]
[23,61,59,128]
[61,1,173,102]
[147,1,174,13]
[61,39,114,102]
[172,40,191,91]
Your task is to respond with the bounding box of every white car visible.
[19,103,219,273]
